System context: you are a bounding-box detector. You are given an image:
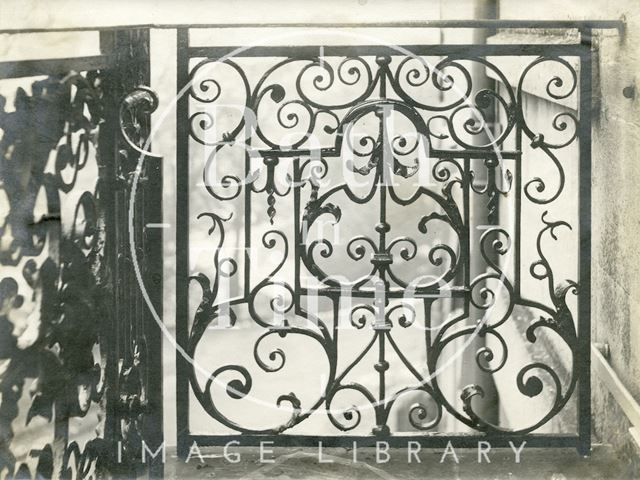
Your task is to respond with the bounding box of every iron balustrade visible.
[0,19,625,479]
[175,25,600,457]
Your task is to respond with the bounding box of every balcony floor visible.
[166,445,637,479]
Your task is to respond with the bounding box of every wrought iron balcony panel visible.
[176,34,588,450]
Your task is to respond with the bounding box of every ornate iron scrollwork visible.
[180,47,581,441]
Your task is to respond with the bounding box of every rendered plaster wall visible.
[499,0,640,468]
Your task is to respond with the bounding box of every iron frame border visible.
[175,25,594,457]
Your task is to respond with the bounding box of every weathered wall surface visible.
[500,0,640,469]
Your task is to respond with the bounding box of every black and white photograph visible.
[0,1,638,478]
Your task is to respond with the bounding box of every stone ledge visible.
[165,445,633,479]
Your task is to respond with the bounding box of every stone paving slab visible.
[165,446,637,479]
